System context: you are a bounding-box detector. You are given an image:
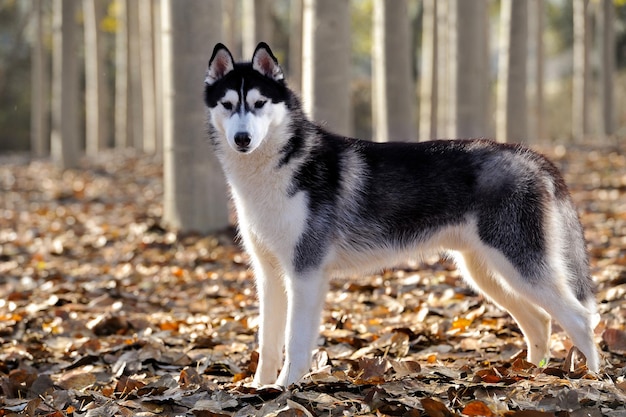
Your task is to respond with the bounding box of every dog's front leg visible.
[251,253,288,386]
[275,270,330,387]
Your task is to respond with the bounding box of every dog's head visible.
[204,42,289,154]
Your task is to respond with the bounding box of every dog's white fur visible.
[204,43,600,386]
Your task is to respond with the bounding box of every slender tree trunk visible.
[114,0,130,148]
[31,0,50,157]
[127,0,143,149]
[302,0,352,136]
[453,0,488,138]
[242,0,272,58]
[528,0,544,142]
[372,0,415,142]
[162,0,229,233]
[496,0,528,143]
[51,0,79,169]
[223,0,241,58]
[152,0,163,153]
[288,0,303,92]
[435,0,452,138]
[572,0,590,142]
[419,0,437,141]
[139,0,156,153]
[599,0,615,138]
[83,0,109,155]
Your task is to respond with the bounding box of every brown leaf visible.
[57,369,96,390]
[390,359,421,378]
[92,315,131,336]
[114,375,146,395]
[180,367,203,388]
[462,400,494,417]
[421,397,457,417]
[352,357,389,384]
[602,328,626,353]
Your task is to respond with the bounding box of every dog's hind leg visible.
[531,284,599,372]
[460,249,599,372]
[275,269,330,387]
[456,251,553,367]
[248,244,288,386]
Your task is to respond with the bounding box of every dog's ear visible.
[252,42,284,82]
[206,43,234,85]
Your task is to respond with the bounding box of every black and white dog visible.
[203,42,600,386]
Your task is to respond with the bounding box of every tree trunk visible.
[435,0,452,138]
[372,0,415,142]
[114,0,130,148]
[572,0,590,142]
[152,0,164,153]
[51,0,79,169]
[83,0,109,155]
[288,0,303,92]
[528,0,544,142]
[162,0,229,233]
[453,0,488,139]
[223,0,241,58]
[139,0,156,153]
[419,0,437,141]
[242,0,272,58]
[127,0,143,149]
[599,0,615,138]
[31,0,50,157]
[302,0,352,137]
[496,0,528,143]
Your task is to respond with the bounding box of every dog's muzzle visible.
[234,132,252,152]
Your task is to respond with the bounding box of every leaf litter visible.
[1,144,626,416]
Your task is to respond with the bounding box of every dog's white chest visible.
[227,162,309,257]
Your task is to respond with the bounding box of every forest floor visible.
[1,143,626,417]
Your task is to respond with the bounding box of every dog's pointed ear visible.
[206,43,234,85]
[252,42,284,82]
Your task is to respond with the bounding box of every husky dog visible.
[203,42,600,386]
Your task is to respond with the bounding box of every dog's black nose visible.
[234,132,251,149]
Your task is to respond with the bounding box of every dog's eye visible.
[254,100,267,109]
[221,102,233,110]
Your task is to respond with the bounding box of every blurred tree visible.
[452,0,489,139]
[162,0,229,233]
[127,0,143,150]
[242,0,272,58]
[372,0,415,142]
[0,3,34,151]
[572,0,590,141]
[152,0,163,153]
[83,0,109,156]
[139,0,156,153]
[496,0,528,143]
[528,0,544,142]
[419,0,437,141]
[435,0,452,138]
[288,0,303,92]
[223,0,242,58]
[600,0,616,137]
[51,0,79,169]
[303,0,352,136]
[31,0,50,156]
[114,0,130,148]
